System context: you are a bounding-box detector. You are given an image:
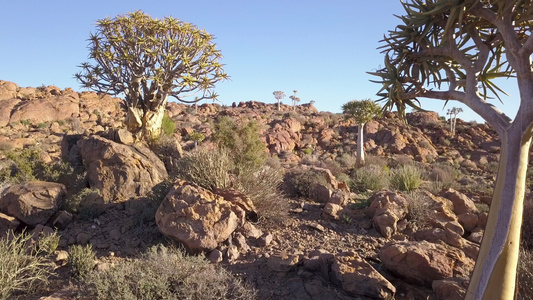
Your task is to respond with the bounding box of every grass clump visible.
[404,190,432,229]
[68,244,96,279]
[176,148,233,191]
[0,231,55,299]
[350,164,390,192]
[80,245,255,300]
[390,164,423,192]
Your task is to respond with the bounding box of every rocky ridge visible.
[0,80,512,300]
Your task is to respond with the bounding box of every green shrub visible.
[80,245,255,300]
[211,117,266,175]
[161,113,176,136]
[350,164,390,192]
[0,231,55,299]
[390,164,423,192]
[68,244,96,279]
[302,148,313,156]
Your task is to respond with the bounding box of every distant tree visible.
[370,1,533,299]
[75,11,228,140]
[289,90,300,110]
[341,99,382,165]
[273,91,286,111]
[446,107,463,136]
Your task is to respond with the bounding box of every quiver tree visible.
[447,107,463,136]
[370,1,533,299]
[273,91,286,111]
[289,90,300,110]
[75,11,228,140]
[341,99,382,165]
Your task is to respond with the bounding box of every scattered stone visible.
[209,249,223,263]
[308,222,326,232]
[330,251,396,299]
[432,278,468,300]
[76,232,92,245]
[257,233,273,247]
[51,210,73,230]
[267,254,300,272]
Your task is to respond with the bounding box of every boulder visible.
[329,251,396,299]
[440,188,479,215]
[414,228,479,259]
[156,181,248,253]
[0,80,18,101]
[9,95,79,124]
[77,135,168,201]
[379,240,474,287]
[0,181,66,226]
[432,278,468,300]
[0,98,20,126]
[0,212,20,235]
[367,191,409,239]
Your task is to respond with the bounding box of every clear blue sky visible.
[0,1,519,122]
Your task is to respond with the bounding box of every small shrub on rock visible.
[284,168,330,199]
[68,244,96,279]
[80,245,255,300]
[404,190,432,229]
[176,148,233,191]
[0,231,55,299]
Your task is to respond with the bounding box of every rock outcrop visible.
[156,181,252,253]
[367,191,409,239]
[76,135,168,202]
[379,240,474,287]
[0,181,66,226]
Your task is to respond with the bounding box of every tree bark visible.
[124,96,169,140]
[356,123,365,165]
[465,127,532,299]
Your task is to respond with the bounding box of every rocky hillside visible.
[1,80,531,300]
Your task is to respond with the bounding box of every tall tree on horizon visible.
[342,99,382,166]
[273,91,286,111]
[370,1,533,299]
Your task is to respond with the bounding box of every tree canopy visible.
[371,1,533,299]
[342,99,382,125]
[75,11,227,138]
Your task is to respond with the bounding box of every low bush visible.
[80,245,255,300]
[175,148,233,191]
[0,231,55,299]
[522,199,533,250]
[350,164,390,192]
[284,168,330,199]
[517,248,533,300]
[68,244,96,279]
[37,231,60,255]
[404,190,432,229]
[426,163,458,193]
[390,164,423,192]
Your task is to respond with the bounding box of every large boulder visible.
[414,228,479,259]
[0,98,20,126]
[9,95,80,124]
[440,188,479,215]
[329,252,396,299]
[0,181,66,226]
[379,240,474,287]
[367,191,409,239]
[76,135,168,201]
[156,181,250,253]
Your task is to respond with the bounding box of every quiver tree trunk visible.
[466,126,533,299]
[124,94,169,141]
[356,123,365,166]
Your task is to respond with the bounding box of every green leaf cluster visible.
[342,99,382,125]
